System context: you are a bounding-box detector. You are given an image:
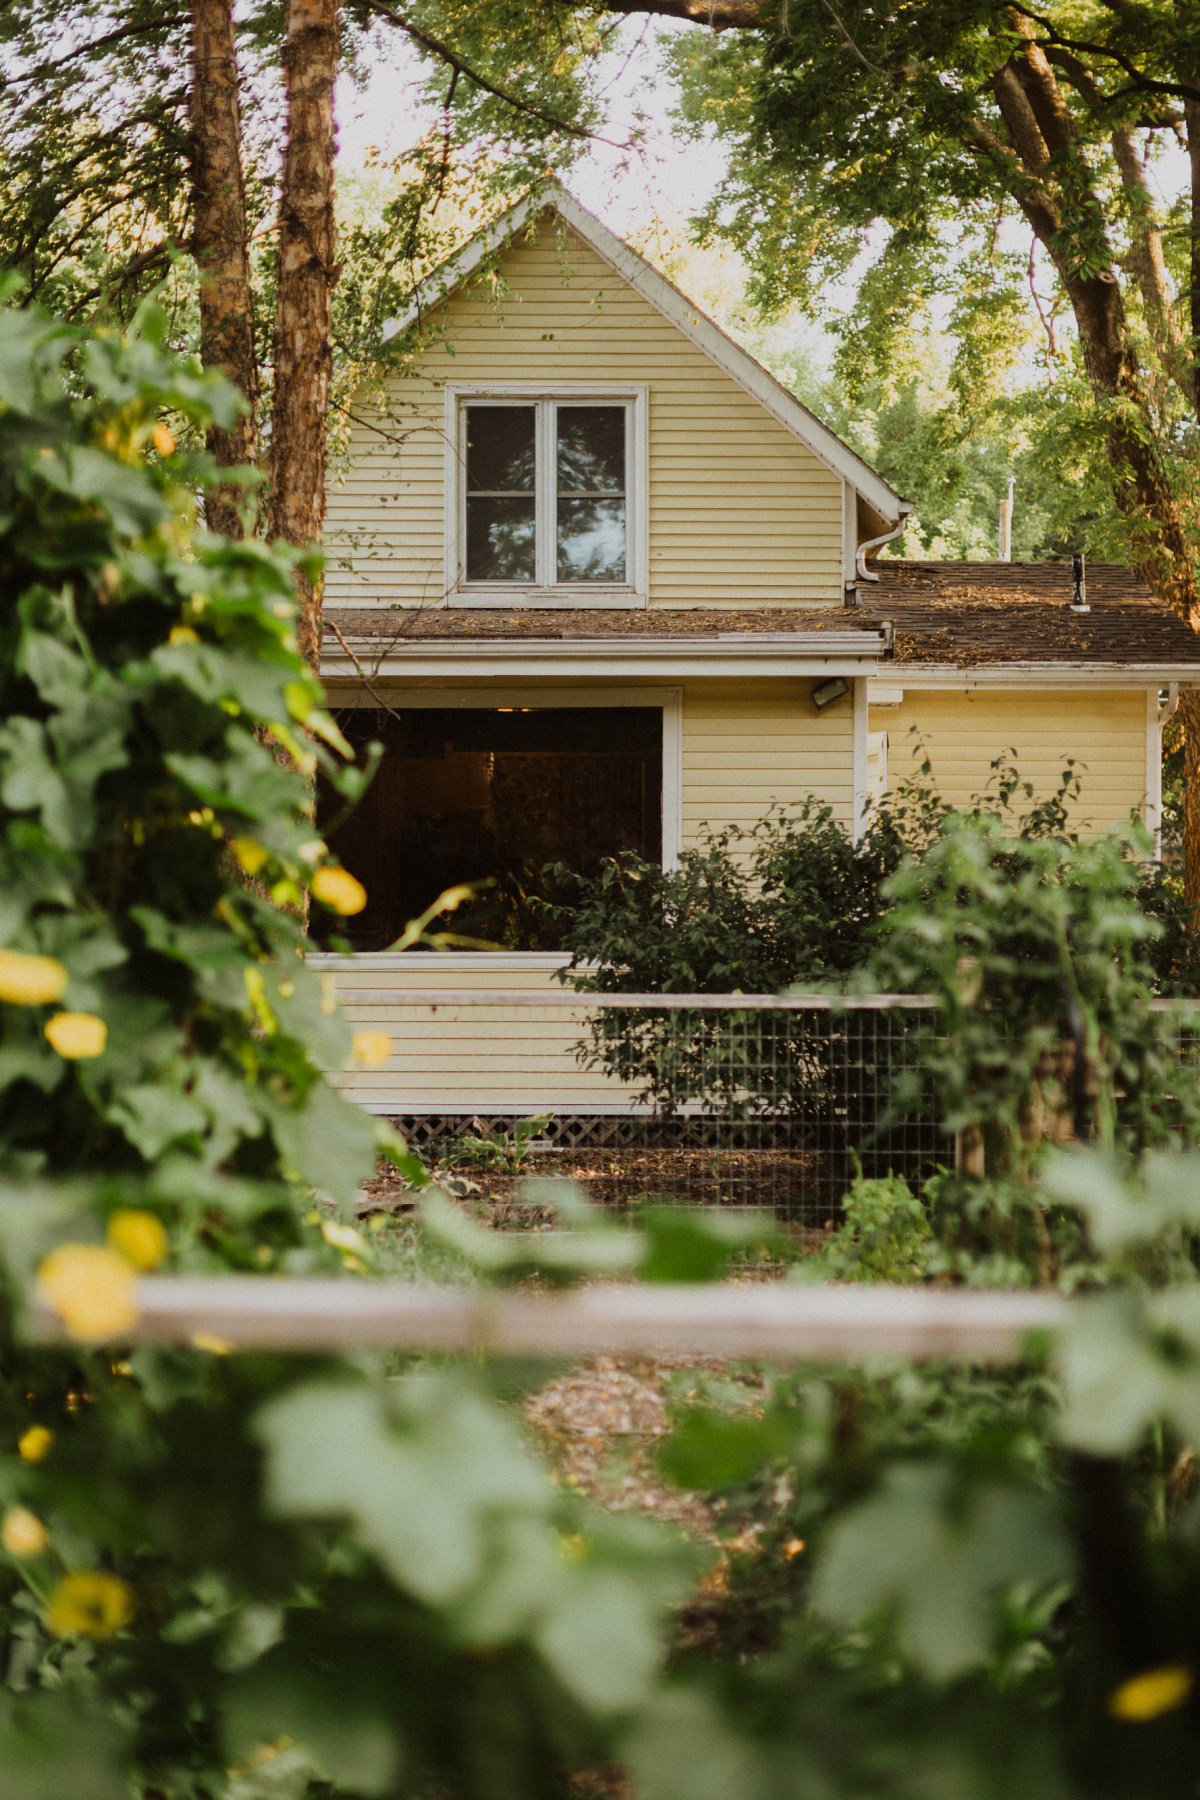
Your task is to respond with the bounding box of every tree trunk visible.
[267,0,339,675]
[188,0,258,539]
[1110,125,1193,408]
[1187,97,1200,428]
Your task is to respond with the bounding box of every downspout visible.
[855,501,913,588]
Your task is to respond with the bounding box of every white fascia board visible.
[386,182,906,528]
[881,663,1200,689]
[321,634,884,683]
[309,950,572,973]
[387,189,544,334]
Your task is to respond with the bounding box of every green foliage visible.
[809,1170,933,1283]
[0,299,716,1800]
[440,1113,554,1176]
[556,762,1200,1190]
[419,1181,780,1287]
[0,293,380,1215]
[661,4,1200,571]
[809,1459,1071,1681]
[870,810,1200,1181]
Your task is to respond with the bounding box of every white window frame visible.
[443,384,649,609]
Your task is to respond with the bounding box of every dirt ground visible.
[365,1131,842,1225]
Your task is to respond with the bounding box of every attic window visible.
[451,389,646,607]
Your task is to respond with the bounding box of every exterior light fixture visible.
[810,677,850,712]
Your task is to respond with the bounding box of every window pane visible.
[467,496,536,581]
[557,496,626,582]
[557,406,624,493]
[315,708,662,953]
[466,406,535,492]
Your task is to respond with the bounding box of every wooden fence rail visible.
[28,1280,1069,1362]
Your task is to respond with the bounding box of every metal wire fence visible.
[348,993,951,1225]
[339,990,1200,1225]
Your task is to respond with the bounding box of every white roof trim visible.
[321,631,884,682]
[870,663,1200,690]
[382,183,906,527]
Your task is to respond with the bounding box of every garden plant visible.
[7,292,1200,1800]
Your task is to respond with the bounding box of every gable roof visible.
[382,183,907,528]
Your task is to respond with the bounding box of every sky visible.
[336,16,729,238]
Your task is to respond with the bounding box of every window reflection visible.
[465,406,536,581]
[557,406,626,583]
[556,407,625,492]
[315,709,663,952]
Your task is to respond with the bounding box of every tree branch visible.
[1007,3,1200,105]
[65,240,178,315]
[1,13,186,87]
[595,0,767,22]
[1009,12,1076,157]
[355,0,598,139]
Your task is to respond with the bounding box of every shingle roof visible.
[860,561,1200,667]
[321,562,1200,670]
[321,606,872,644]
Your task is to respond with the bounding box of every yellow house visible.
[315,186,1200,1122]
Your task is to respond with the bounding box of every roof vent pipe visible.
[855,502,913,583]
[1070,552,1090,612]
[999,476,1014,561]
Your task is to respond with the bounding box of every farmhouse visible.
[315,186,1200,1121]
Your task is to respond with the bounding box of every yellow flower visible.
[37,1244,139,1343]
[350,1030,392,1070]
[152,424,176,457]
[106,1209,168,1272]
[45,1012,107,1059]
[1109,1663,1194,1721]
[2,1507,48,1558]
[0,950,68,1007]
[321,1220,367,1254]
[191,1332,234,1356]
[47,1570,134,1639]
[231,836,269,875]
[310,866,367,916]
[18,1425,53,1464]
[168,625,199,646]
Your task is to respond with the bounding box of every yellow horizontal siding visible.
[325,219,844,611]
[324,963,641,1113]
[871,689,1149,830]
[682,680,854,844]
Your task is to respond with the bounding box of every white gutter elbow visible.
[856,502,913,582]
